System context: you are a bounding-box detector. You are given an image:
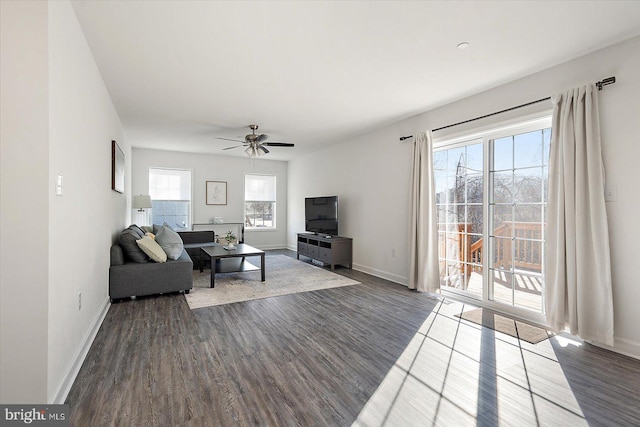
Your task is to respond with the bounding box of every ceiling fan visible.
[216,125,295,158]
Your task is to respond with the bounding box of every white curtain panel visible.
[545,84,614,345]
[409,131,440,293]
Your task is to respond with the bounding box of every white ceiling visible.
[71,0,640,161]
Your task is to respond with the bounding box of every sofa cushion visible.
[136,236,167,263]
[155,225,184,260]
[118,229,149,263]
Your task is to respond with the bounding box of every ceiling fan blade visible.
[256,134,270,143]
[259,145,270,155]
[222,145,244,150]
[216,137,245,143]
[263,142,295,147]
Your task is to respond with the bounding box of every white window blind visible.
[149,168,191,200]
[245,174,276,201]
[244,174,276,229]
[149,168,191,230]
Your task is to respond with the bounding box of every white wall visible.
[288,125,413,284]
[0,0,51,404]
[288,35,640,357]
[47,0,128,402]
[0,0,128,403]
[132,148,288,249]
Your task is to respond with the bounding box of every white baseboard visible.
[255,244,289,251]
[50,296,110,404]
[352,262,408,287]
[591,337,640,360]
[285,245,408,286]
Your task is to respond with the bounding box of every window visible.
[149,168,191,230]
[434,116,551,315]
[245,174,276,229]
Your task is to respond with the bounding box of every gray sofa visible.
[108,227,220,302]
[109,224,197,302]
[109,244,193,301]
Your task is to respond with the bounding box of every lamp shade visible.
[132,195,152,210]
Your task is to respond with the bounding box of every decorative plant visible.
[224,230,237,244]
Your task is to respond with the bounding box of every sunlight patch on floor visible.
[553,335,583,348]
[353,298,587,427]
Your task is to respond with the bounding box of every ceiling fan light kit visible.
[216,124,294,158]
[244,143,269,158]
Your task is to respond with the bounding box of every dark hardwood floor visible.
[66,250,640,426]
[66,251,438,426]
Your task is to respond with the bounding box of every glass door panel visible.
[435,142,483,298]
[489,128,549,313]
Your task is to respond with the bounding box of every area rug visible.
[456,308,550,344]
[185,254,359,309]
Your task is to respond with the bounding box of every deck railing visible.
[492,222,543,272]
[439,222,543,279]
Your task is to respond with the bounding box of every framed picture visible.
[206,181,227,205]
[111,140,124,193]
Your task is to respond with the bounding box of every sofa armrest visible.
[110,245,125,266]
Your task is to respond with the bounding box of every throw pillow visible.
[152,221,173,234]
[118,229,149,263]
[128,224,146,238]
[136,236,167,263]
[155,225,184,260]
[145,232,155,240]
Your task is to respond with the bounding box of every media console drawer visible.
[297,242,308,254]
[296,233,352,271]
[318,247,332,263]
[308,245,319,258]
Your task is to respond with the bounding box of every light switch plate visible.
[604,184,617,202]
[56,175,63,196]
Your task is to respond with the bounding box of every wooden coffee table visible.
[200,243,265,288]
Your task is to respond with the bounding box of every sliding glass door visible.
[434,117,551,316]
[434,140,484,299]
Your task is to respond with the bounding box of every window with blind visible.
[244,174,276,229]
[149,168,191,230]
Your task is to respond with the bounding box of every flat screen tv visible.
[305,196,338,236]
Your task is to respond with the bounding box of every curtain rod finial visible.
[596,76,616,90]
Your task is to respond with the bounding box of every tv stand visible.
[297,233,352,271]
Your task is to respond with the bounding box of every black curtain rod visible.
[399,76,616,141]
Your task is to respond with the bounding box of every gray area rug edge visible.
[185,254,359,309]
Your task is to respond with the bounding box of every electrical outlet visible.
[78,292,82,311]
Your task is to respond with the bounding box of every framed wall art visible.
[111,140,125,193]
[206,181,227,205]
